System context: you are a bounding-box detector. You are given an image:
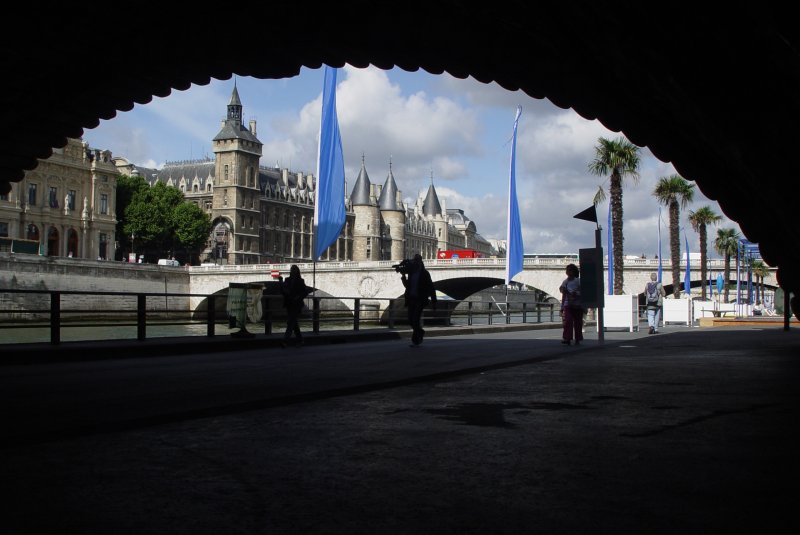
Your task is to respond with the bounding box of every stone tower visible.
[211,83,263,264]
[378,161,406,260]
[422,179,448,252]
[350,156,381,261]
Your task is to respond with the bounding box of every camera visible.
[392,258,413,274]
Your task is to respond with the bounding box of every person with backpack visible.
[644,272,666,334]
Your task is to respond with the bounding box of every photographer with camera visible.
[399,254,437,346]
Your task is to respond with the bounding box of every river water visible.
[0,313,546,345]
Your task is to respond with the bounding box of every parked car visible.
[157,258,181,267]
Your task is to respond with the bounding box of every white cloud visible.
[258,66,481,195]
[82,66,744,261]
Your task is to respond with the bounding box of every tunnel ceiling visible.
[1,4,798,295]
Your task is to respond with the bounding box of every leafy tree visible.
[714,227,740,302]
[688,206,721,300]
[115,174,149,258]
[750,259,769,304]
[653,175,694,298]
[588,137,640,294]
[123,181,208,262]
[173,202,212,262]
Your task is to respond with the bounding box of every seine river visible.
[0,313,541,345]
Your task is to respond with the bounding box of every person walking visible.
[279,264,309,347]
[644,272,666,334]
[559,263,583,345]
[401,254,437,346]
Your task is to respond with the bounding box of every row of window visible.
[19,185,107,214]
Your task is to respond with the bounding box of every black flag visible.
[573,205,598,223]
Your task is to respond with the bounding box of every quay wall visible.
[0,253,190,320]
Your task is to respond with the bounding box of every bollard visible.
[264,294,273,335]
[522,302,527,323]
[313,297,320,334]
[354,298,361,331]
[137,294,146,340]
[50,291,60,345]
[468,301,473,326]
[207,295,216,337]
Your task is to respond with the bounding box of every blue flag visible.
[657,207,663,283]
[505,106,523,285]
[683,233,691,296]
[314,66,346,259]
[607,204,613,294]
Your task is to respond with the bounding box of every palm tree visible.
[714,227,740,302]
[688,206,722,300]
[588,137,640,294]
[751,259,769,304]
[653,175,695,298]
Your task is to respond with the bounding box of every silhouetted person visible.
[401,254,437,346]
[559,263,583,345]
[279,264,309,347]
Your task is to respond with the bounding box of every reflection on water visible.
[0,319,386,345]
[0,312,553,345]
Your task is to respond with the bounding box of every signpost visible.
[573,205,605,342]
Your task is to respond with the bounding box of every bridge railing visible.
[188,258,737,272]
[1,288,562,346]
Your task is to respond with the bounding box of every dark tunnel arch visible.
[2,5,798,318]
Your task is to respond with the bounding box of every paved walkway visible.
[1,324,798,534]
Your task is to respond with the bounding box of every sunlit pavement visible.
[1,324,798,534]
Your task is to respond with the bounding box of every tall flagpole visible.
[657,207,663,283]
[607,203,613,294]
[313,65,346,319]
[505,106,523,309]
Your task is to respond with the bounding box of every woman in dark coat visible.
[280,264,309,347]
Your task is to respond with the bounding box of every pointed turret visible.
[422,180,442,217]
[378,160,401,211]
[227,82,243,125]
[350,154,372,206]
[214,82,260,144]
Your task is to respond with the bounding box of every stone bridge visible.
[188,257,777,314]
[1,254,776,319]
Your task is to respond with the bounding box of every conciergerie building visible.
[2,85,494,265]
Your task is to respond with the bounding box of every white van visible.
[157,258,180,267]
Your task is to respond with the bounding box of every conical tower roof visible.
[350,155,372,206]
[378,162,401,211]
[422,182,442,217]
[228,83,242,106]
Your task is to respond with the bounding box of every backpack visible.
[646,282,660,305]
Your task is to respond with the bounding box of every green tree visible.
[115,174,149,259]
[714,227,740,302]
[173,202,212,263]
[688,206,721,300]
[123,182,198,261]
[653,175,695,298]
[588,136,640,294]
[751,259,769,305]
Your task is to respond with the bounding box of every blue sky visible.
[83,65,742,270]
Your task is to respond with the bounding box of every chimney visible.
[249,119,257,136]
[282,168,288,187]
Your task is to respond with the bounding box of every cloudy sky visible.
[83,65,742,259]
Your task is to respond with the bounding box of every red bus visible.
[437,249,483,259]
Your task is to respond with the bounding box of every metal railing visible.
[0,288,559,345]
